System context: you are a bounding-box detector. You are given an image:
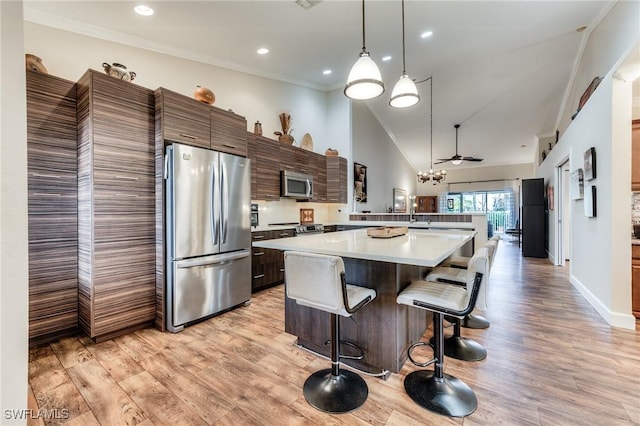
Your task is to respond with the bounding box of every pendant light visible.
[344,0,385,100]
[389,0,419,108]
[417,77,446,184]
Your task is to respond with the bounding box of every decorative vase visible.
[278,134,294,145]
[325,148,339,156]
[254,121,262,135]
[194,85,215,105]
[25,54,48,74]
[102,62,136,81]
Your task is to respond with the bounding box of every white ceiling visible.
[24,0,616,171]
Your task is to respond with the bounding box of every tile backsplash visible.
[633,192,640,226]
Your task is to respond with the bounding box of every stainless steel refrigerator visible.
[165,143,251,332]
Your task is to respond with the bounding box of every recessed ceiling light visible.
[257,48,269,55]
[421,31,433,39]
[134,5,154,16]
[322,69,332,75]
[382,55,392,62]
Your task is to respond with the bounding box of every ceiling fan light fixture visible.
[344,0,385,101]
[389,74,420,108]
[344,51,385,100]
[452,158,462,165]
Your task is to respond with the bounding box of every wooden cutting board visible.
[366,226,408,238]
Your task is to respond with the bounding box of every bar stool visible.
[284,250,376,414]
[435,239,498,330]
[424,241,496,361]
[396,247,488,417]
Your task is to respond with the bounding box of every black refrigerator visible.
[521,178,546,258]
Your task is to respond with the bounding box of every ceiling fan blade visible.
[434,160,450,165]
[462,157,483,162]
[437,158,452,162]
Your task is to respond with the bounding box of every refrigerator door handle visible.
[306,179,311,198]
[221,159,229,244]
[212,159,220,245]
[176,250,250,269]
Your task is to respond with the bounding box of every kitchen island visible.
[253,228,475,375]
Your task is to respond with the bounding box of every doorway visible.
[556,159,571,266]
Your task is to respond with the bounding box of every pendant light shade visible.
[389,74,419,107]
[344,0,385,100]
[389,0,419,108]
[344,51,385,100]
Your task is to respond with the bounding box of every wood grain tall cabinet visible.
[26,70,78,345]
[77,70,156,341]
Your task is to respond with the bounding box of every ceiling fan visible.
[436,124,484,165]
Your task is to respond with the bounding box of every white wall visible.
[558,0,640,134]
[351,102,417,213]
[537,73,635,329]
[1,1,29,421]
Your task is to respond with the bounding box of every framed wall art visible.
[393,188,407,213]
[584,184,597,217]
[570,168,584,200]
[584,147,596,180]
[354,162,367,202]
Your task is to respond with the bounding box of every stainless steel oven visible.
[281,170,313,199]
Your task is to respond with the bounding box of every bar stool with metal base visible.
[423,242,494,361]
[284,250,376,414]
[396,247,488,417]
[438,238,499,329]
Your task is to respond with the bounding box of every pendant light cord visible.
[401,0,406,74]
[361,0,367,51]
[430,76,433,168]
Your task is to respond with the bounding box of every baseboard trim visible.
[570,274,636,330]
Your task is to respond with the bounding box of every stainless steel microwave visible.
[281,170,313,199]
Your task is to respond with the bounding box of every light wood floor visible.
[28,241,640,425]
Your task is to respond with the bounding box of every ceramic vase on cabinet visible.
[194,85,215,105]
[102,62,136,81]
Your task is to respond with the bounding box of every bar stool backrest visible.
[284,251,352,317]
[467,247,490,311]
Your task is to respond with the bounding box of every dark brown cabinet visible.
[633,245,640,319]
[312,152,327,202]
[416,196,438,213]
[77,70,156,341]
[632,119,639,191]
[251,229,294,292]
[155,87,211,148]
[255,136,281,200]
[326,156,348,203]
[210,107,247,157]
[26,70,79,345]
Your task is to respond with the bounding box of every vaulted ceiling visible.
[24,0,616,171]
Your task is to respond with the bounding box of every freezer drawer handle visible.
[252,235,265,240]
[176,251,250,269]
[253,274,265,279]
[253,252,265,256]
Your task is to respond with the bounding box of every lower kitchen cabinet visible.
[633,245,640,319]
[251,229,294,292]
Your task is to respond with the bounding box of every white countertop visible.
[252,228,476,267]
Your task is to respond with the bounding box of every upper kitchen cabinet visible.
[210,107,247,157]
[310,151,327,202]
[77,70,156,341]
[326,156,348,203]
[155,87,211,148]
[247,133,258,200]
[633,119,640,191]
[254,136,281,200]
[26,70,78,345]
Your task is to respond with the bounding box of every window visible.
[446,190,516,233]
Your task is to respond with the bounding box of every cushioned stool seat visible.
[396,247,489,418]
[284,251,376,414]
